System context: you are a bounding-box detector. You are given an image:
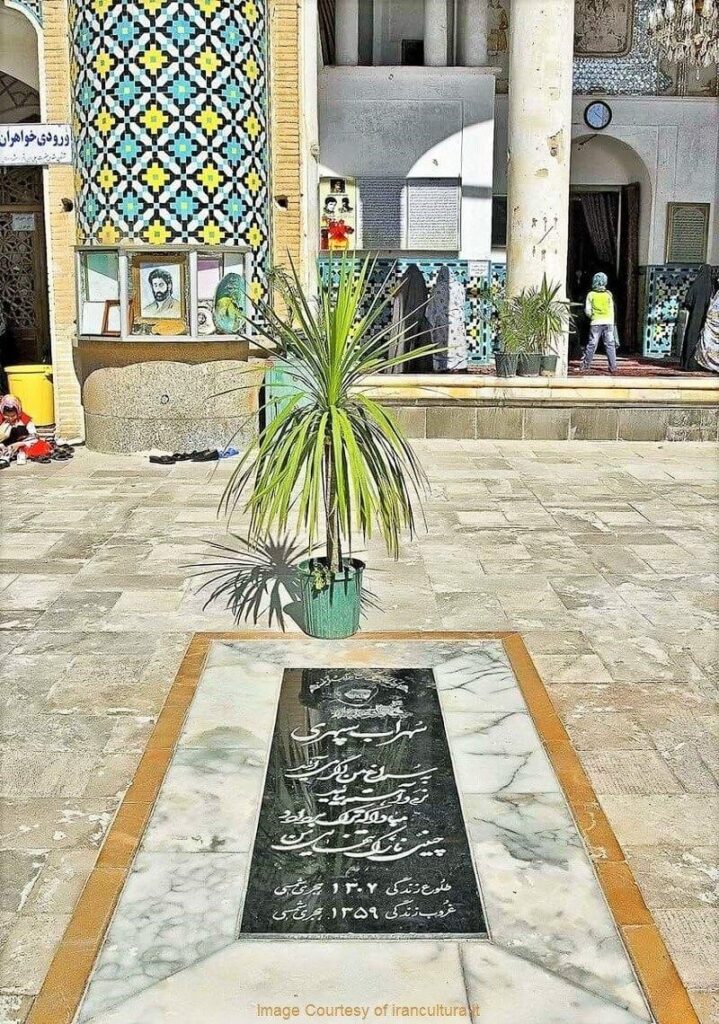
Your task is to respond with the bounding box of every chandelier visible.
[647,0,719,65]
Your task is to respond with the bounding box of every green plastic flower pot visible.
[517,353,542,377]
[494,352,518,377]
[298,558,365,639]
[541,354,558,376]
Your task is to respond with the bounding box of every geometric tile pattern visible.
[13,0,43,25]
[69,0,269,299]
[573,0,673,95]
[484,261,507,359]
[641,263,719,358]
[320,256,496,365]
[321,258,719,364]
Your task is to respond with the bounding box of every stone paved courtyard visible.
[0,439,717,1024]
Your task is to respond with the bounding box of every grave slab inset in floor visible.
[28,634,699,1024]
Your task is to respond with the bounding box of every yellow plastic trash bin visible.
[4,364,55,426]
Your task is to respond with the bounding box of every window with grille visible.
[665,203,710,263]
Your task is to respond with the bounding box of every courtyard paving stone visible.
[0,439,716,1022]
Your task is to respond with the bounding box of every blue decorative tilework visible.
[484,261,506,355]
[12,0,42,25]
[70,0,269,299]
[641,264,718,358]
[574,0,673,95]
[322,258,719,364]
[319,256,495,365]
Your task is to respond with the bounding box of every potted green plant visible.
[533,275,573,376]
[493,297,523,377]
[221,255,436,639]
[494,277,572,378]
[496,293,542,377]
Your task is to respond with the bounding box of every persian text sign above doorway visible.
[0,124,72,165]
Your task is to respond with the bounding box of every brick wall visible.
[42,0,83,438]
[269,0,302,273]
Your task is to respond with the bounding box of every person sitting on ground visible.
[581,272,618,374]
[0,395,37,454]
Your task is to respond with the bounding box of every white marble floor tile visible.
[140,747,265,853]
[83,939,470,1024]
[434,651,523,714]
[461,944,651,1024]
[204,639,511,674]
[473,841,648,1018]
[463,792,582,865]
[178,661,281,750]
[442,711,544,752]
[452,742,560,795]
[77,851,248,1022]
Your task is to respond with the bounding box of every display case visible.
[76,244,252,341]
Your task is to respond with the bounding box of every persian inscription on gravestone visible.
[240,668,487,936]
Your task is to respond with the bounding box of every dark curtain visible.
[581,192,618,269]
[319,0,335,65]
[619,182,640,353]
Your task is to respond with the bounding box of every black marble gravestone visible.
[240,667,487,936]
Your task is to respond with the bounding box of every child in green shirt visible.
[581,272,618,373]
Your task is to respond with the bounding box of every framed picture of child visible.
[319,176,357,251]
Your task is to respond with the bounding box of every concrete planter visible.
[82,359,269,453]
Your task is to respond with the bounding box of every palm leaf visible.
[222,254,436,574]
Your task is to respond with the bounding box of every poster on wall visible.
[319,177,357,252]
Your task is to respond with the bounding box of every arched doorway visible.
[0,3,50,369]
[569,134,653,356]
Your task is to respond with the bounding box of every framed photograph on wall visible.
[101,299,121,337]
[130,253,188,333]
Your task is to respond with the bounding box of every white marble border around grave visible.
[76,640,654,1024]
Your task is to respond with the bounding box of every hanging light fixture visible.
[647,0,719,66]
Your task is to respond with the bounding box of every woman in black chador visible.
[680,264,715,370]
[393,266,434,374]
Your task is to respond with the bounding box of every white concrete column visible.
[335,0,359,66]
[424,0,449,66]
[506,0,575,373]
[457,0,488,66]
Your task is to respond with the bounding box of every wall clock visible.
[584,100,612,130]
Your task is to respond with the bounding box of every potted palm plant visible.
[533,275,573,376]
[221,255,436,639]
[494,277,572,378]
[496,293,542,376]
[493,298,523,377]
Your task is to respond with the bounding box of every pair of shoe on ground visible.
[149,449,219,465]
